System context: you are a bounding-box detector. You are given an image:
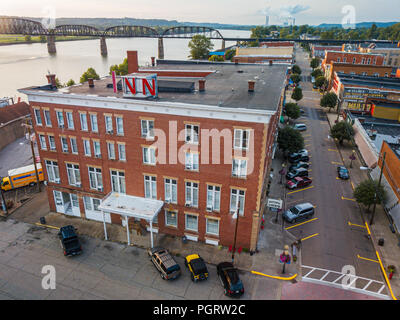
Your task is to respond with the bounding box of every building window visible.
[44,110,52,127]
[185,124,199,144]
[80,113,88,131]
[34,109,42,126]
[185,214,198,232]
[105,115,113,134]
[141,119,154,138]
[39,134,47,150]
[232,158,247,178]
[206,218,219,236]
[83,139,91,156]
[230,189,245,215]
[56,111,64,128]
[165,210,178,228]
[45,160,60,183]
[367,58,371,65]
[107,142,116,160]
[93,141,101,158]
[88,167,103,191]
[185,152,199,171]
[361,58,366,64]
[337,57,341,62]
[116,117,124,135]
[66,163,81,187]
[352,57,356,64]
[48,135,56,151]
[206,185,221,212]
[185,181,198,207]
[373,58,377,65]
[118,143,126,161]
[84,197,102,213]
[164,178,177,203]
[373,73,379,77]
[70,137,78,154]
[234,129,250,150]
[144,175,157,199]
[90,114,98,132]
[143,146,156,165]
[61,136,69,153]
[66,112,74,130]
[110,170,125,194]
[343,57,347,63]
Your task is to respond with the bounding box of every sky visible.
[1,0,399,26]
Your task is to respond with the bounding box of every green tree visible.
[291,87,303,102]
[290,74,301,84]
[224,48,236,61]
[284,103,300,121]
[188,35,214,60]
[109,58,129,76]
[311,69,324,78]
[330,121,355,145]
[310,58,320,69]
[24,35,32,42]
[39,35,46,43]
[277,126,305,154]
[315,76,327,89]
[55,77,63,88]
[292,65,302,75]
[320,92,338,112]
[80,67,100,83]
[65,79,76,87]
[208,55,224,62]
[354,179,386,212]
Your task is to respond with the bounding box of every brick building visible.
[322,51,385,72]
[259,41,294,47]
[311,45,342,58]
[359,42,400,67]
[232,47,294,64]
[19,51,287,251]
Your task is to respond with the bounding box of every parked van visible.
[0,164,44,191]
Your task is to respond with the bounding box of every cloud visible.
[258,4,310,18]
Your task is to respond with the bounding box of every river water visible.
[0,29,250,100]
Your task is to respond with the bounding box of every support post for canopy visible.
[102,211,108,241]
[125,215,131,245]
[150,220,154,248]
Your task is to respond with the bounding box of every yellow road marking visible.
[287,186,315,195]
[285,218,318,230]
[251,271,298,281]
[348,221,366,229]
[301,233,319,241]
[357,254,379,264]
[35,223,60,230]
[341,196,356,202]
[351,181,355,190]
[328,149,339,152]
[305,144,311,147]
[331,161,342,165]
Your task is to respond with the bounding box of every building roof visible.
[0,102,30,125]
[360,42,400,49]
[20,62,288,113]
[388,143,400,161]
[370,100,400,109]
[337,72,400,92]
[236,47,293,57]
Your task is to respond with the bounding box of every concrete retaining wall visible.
[0,116,29,151]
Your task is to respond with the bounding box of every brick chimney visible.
[127,50,139,74]
[199,79,206,92]
[88,78,94,88]
[151,57,155,67]
[248,80,255,92]
[46,74,56,87]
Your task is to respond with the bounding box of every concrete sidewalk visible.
[325,111,400,300]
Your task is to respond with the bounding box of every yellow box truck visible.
[1,164,44,191]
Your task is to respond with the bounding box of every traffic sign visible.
[267,198,283,209]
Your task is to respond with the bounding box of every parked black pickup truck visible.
[58,225,82,257]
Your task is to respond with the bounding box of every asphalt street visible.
[283,46,385,292]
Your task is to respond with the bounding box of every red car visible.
[286,177,312,190]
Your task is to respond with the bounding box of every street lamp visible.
[349,150,356,168]
[279,163,286,184]
[21,120,41,193]
[231,200,241,265]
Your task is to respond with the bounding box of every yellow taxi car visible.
[184,254,209,282]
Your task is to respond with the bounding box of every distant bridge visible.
[0,17,395,57]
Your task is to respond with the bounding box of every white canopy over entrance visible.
[98,192,164,248]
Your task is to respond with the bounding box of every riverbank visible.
[0,35,97,46]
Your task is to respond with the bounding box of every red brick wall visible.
[31,102,270,249]
[323,51,385,67]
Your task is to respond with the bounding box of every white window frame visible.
[70,137,78,154]
[232,158,247,178]
[116,116,124,135]
[48,135,56,151]
[230,188,245,215]
[185,214,198,232]
[93,141,101,158]
[206,218,219,236]
[45,160,60,183]
[185,152,199,171]
[143,146,156,165]
[118,143,126,161]
[185,181,199,208]
[141,119,154,139]
[234,129,250,150]
[105,115,113,134]
[66,112,74,130]
[110,170,126,194]
[34,109,42,126]
[88,167,103,190]
[61,136,69,153]
[66,163,81,187]
[144,175,157,199]
[80,113,88,131]
[83,139,91,156]
[164,178,177,204]
[39,134,47,150]
[56,111,64,128]
[44,109,51,127]
[206,184,221,212]
[90,114,98,132]
[107,142,116,160]
[165,210,178,228]
[185,124,199,144]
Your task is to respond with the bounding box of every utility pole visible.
[231,199,241,265]
[370,152,386,225]
[23,120,41,193]
[0,187,8,215]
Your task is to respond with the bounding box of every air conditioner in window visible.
[230,208,237,214]
[54,178,60,183]
[107,130,114,134]
[59,124,64,129]
[95,154,101,158]
[97,186,103,192]
[185,201,192,207]
[76,182,81,187]
[186,164,193,170]
[165,198,171,203]
[206,205,213,212]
